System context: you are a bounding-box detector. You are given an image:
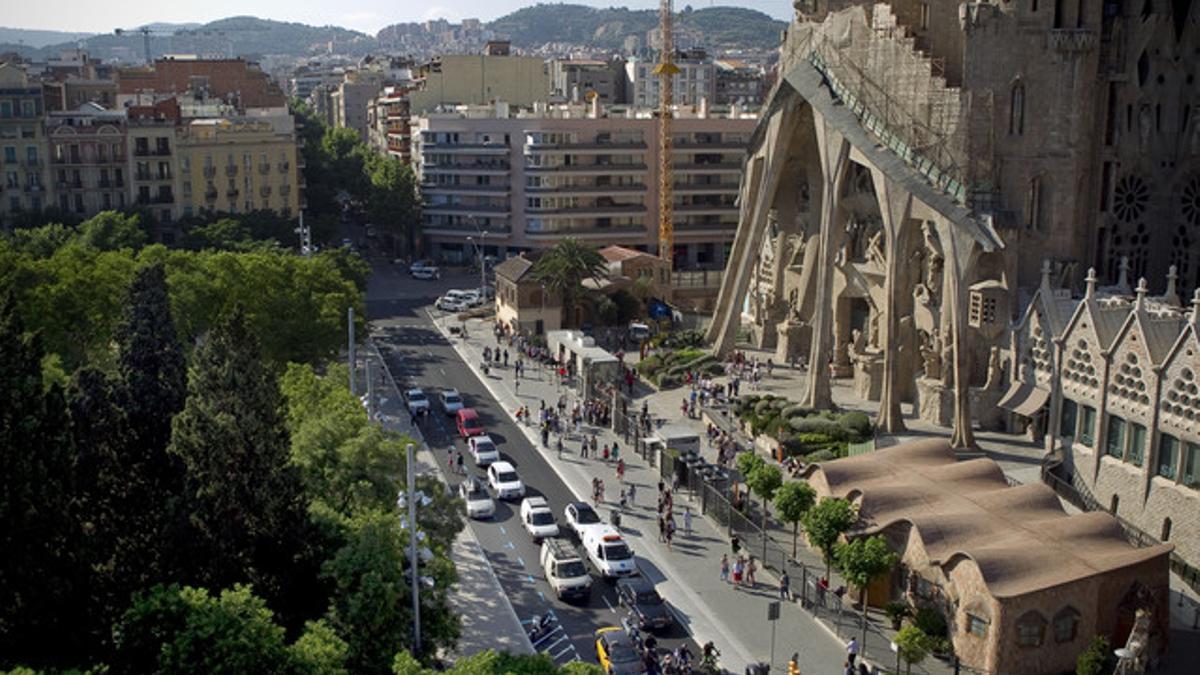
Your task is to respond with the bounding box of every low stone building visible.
[494,253,561,335]
[803,439,1172,674]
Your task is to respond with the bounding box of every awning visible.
[998,381,1050,417]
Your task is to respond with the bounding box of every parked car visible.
[581,526,638,579]
[456,408,484,438]
[541,538,592,600]
[563,501,603,539]
[439,388,465,415]
[615,577,674,632]
[486,461,525,500]
[520,496,559,540]
[468,434,500,466]
[405,388,430,415]
[459,290,483,307]
[409,259,435,275]
[594,627,646,674]
[413,266,441,280]
[437,295,466,312]
[458,477,495,519]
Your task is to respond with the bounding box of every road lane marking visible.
[516,556,525,567]
[526,574,535,584]
[551,644,575,660]
[537,591,545,601]
[602,596,614,612]
[540,635,569,652]
[499,525,506,535]
[505,541,515,550]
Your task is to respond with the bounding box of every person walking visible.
[730,534,741,557]
[732,556,744,587]
[719,554,730,583]
[619,488,628,509]
[746,556,757,587]
[616,458,626,482]
[602,443,610,463]
[598,479,606,505]
[627,483,637,507]
[611,441,620,463]
[556,437,564,459]
[779,570,791,601]
[845,637,859,667]
[456,452,465,476]
[683,506,692,534]
[658,515,666,543]
[665,517,676,551]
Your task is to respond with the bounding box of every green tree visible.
[746,462,782,533]
[324,509,459,673]
[77,211,147,251]
[291,619,350,675]
[168,308,316,622]
[0,292,86,669]
[183,217,256,251]
[531,238,607,328]
[893,625,933,674]
[365,155,421,256]
[1076,635,1113,675]
[8,222,75,257]
[773,481,816,557]
[834,535,899,647]
[113,584,292,675]
[801,497,858,579]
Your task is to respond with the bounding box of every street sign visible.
[768,600,781,621]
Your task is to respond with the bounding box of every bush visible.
[837,411,873,438]
[788,418,849,440]
[806,449,837,462]
[702,361,725,376]
[780,404,812,420]
[1076,635,1113,675]
[657,373,680,389]
[913,607,948,638]
[753,399,774,415]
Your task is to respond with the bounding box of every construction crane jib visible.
[652,0,679,266]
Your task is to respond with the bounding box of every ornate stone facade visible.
[709,1,1198,445]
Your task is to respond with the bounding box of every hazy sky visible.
[10,1,795,34]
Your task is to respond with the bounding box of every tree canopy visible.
[773,481,817,557]
[532,238,607,328]
[801,497,858,579]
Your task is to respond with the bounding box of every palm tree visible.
[532,238,608,328]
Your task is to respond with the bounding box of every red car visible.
[456,408,485,438]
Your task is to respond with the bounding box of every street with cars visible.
[371,270,703,673]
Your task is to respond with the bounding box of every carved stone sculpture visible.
[983,346,1003,391]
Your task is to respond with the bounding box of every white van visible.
[581,526,638,579]
[540,538,592,600]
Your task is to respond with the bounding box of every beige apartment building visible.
[411,101,755,273]
[176,116,301,219]
[407,52,550,113]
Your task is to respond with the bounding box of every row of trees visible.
[0,211,366,373]
[291,101,421,255]
[0,214,463,671]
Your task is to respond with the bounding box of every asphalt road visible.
[367,275,700,669]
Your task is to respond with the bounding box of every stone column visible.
[935,216,981,449]
[708,101,800,355]
[869,167,913,433]
[801,112,849,410]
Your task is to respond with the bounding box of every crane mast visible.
[653,0,679,266]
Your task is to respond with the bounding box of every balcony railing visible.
[203,166,217,178]
[204,190,218,201]
[225,165,238,177]
[259,185,272,198]
[259,163,271,175]
[134,147,171,157]
[278,161,290,173]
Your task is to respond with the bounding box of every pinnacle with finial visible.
[1085,267,1097,298]
[1134,277,1148,309]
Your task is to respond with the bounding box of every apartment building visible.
[412,101,754,273]
[331,70,384,142]
[47,103,128,217]
[126,100,181,224]
[407,52,550,113]
[117,58,286,111]
[0,62,49,222]
[549,59,625,104]
[624,49,716,108]
[176,116,300,219]
[367,86,416,163]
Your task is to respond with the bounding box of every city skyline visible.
[5,0,795,35]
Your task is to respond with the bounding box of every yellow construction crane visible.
[652,0,679,265]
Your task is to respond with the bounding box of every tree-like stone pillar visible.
[935,217,981,449]
[869,167,912,433]
[801,112,849,410]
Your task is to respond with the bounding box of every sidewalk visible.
[359,339,534,660]
[433,316,940,675]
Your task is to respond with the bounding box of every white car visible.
[468,434,500,466]
[459,290,483,307]
[405,388,430,414]
[438,298,467,312]
[413,266,440,280]
[563,501,603,539]
[459,477,495,519]
[487,460,525,500]
[440,388,465,415]
[410,259,435,275]
[520,496,560,540]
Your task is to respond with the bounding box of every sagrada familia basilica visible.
[707,0,1200,646]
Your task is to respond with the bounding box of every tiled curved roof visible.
[804,439,1172,598]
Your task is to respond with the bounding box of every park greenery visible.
[731,394,873,460]
[892,624,934,674]
[636,347,723,388]
[834,535,900,639]
[0,219,465,672]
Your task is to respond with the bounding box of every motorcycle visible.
[527,613,555,643]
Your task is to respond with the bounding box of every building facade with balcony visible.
[47,103,128,218]
[412,101,755,275]
[624,50,717,108]
[176,116,300,220]
[0,62,50,223]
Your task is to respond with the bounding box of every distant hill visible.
[0,27,93,49]
[0,16,378,62]
[484,3,786,51]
